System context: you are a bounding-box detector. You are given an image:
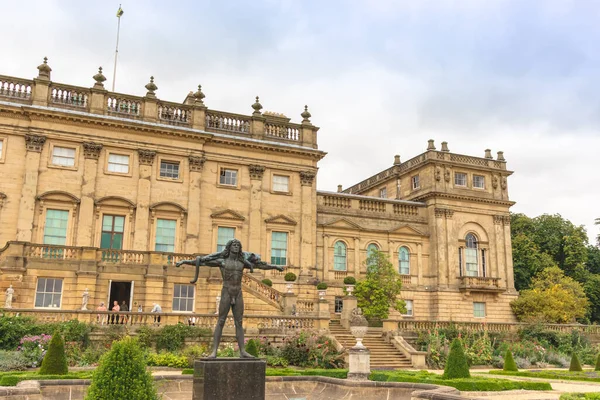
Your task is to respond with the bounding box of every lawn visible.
[488,369,600,382]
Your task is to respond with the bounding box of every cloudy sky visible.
[2,0,599,243]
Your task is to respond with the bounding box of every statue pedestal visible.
[347,347,370,381]
[193,358,266,400]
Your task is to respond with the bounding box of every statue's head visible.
[223,239,245,262]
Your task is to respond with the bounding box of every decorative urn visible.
[349,308,369,349]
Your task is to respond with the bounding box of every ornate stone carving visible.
[300,171,316,186]
[248,164,265,180]
[137,149,156,165]
[434,208,446,218]
[493,215,504,225]
[501,177,507,190]
[445,209,454,219]
[503,216,511,225]
[83,142,103,159]
[24,134,46,152]
[444,169,451,183]
[435,168,441,182]
[492,176,499,189]
[189,155,206,172]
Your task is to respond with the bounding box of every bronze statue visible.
[176,239,283,358]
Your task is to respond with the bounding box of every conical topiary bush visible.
[503,349,518,372]
[443,338,470,379]
[569,353,583,372]
[246,339,259,358]
[85,337,158,400]
[595,354,600,372]
[39,332,68,375]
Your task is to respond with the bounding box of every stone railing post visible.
[90,67,108,115]
[142,77,158,123]
[0,241,26,271]
[382,319,399,334]
[316,299,330,331]
[300,106,318,148]
[187,85,207,131]
[341,296,357,330]
[281,293,297,315]
[250,96,265,139]
[32,57,51,107]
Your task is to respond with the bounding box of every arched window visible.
[399,246,410,275]
[366,243,379,267]
[465,233,479,277]
[333,241,347,271]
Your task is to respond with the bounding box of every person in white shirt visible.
[150,302,162,325]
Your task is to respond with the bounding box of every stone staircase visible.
[329,319,413,369]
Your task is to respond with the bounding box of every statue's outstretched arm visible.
[176,256,222,268]
[253,261,284,272]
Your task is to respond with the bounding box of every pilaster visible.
[353,237,360,274]
[248,165,265,253]
[186,155,205,253]
[299,171,316,275]
[77,142,102,246]
[133,149,156,250]
[16,135,46,242]
[502,216,515,290]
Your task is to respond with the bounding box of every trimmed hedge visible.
[261,279,273,287]
[570,353,583,372]
[0,371,92,386]
[503,350,518,372]
[39,333,68,375]
[443,338,470,379]
[489,370,600,382]
[370,370,551,391]
[595,354,600,372]
[560,394,600,400]
[246,339,259,358]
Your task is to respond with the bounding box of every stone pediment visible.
[264,215,297,226]
[37,191,80,204]
[210,209,246,221]
[321,218,363,230]
[388,224,426,236]
[150,201,187,214]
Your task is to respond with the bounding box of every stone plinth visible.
[193,358,266,400]
[347,347,370,381]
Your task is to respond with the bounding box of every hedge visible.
[443,338,470,379]
[489,370,600,382]
[560,394,600,400]
[570,353,583,372]
[39,332,68,375]
[0,371,92,386]
[503,350,518,372]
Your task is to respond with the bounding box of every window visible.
[160,160,180,179]
[411,175,420,190]
[219,168,237,186]
[334,297,344,313]
[108,153,130,174]
[172,284,195,312]
[473,175,485,189]
[455,172,467,186]
[271,231,288,266]
[379,187,387,198]
[0,139,5,160]
[473,302,486,318]
[217,227,235,252]
[366,243,379,268]
[35,278,63,308]
[51,146,76,167]
[333,241,347,271]
[100,215,124,250]
[402,300,414,316]
[399,246,410,275]
[465,233,479,277]
[43,209,69,245]
[272,175,289,192]
[155,219,176,252]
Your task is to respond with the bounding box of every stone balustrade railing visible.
[0,309,328,332]
[458,276,501,290]
[0,63,319,148]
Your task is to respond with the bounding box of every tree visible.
[583,274,600,323]
[511,266,589,323]
[503,350,518,372]
[39,332,68,375]
[353,250,405,320]
[511,233,556,291]
[443,338,470,379]
[85,337,158,400]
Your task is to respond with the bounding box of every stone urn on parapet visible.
[347,307,371,380]
[349,307,368,348]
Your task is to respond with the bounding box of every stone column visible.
[185,155,205,253]
[248,165,265,253]
[16,135,46,242]
[299,171,316,276]
[444,209,455,284]
[76,143,102,246]
[281,293,297,316]
[133,150,155,250]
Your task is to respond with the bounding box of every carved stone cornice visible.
[137,149,156,166]
[82,142,103,159]
[25,134,46,152]
[413,192,515,207]
[248,164,266,180]
[434,208,454,219]
[503,216,511,225]
[445,209,454,219]
[300,171,316,186]
[188,155,206,172]
[493,215,504,225]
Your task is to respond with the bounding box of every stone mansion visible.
[0,59,517,323]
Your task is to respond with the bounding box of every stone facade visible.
[0,60,517,322]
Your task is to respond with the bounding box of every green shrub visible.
[156,325,187,352]
[560,394,600,400]
[284,272,297,282]
[0,316,39,350]
[181,345,207,367]
[261,279,273,287]
[316,282,328,290]
[146,352,188,368]
[343,276,356,285]
[182,368,193,375]
[595,354,600,371]
[0,351,29,372]
[570,353,583,372]
[503,350,518,372]
[0,375,21,386]
[443,338,470,379]
[135,326,156,349]
[85,337,158,400]
[80,345,107,367]
[39,333,68,375]
[489,370,600,382]
[246,339,259,358]
[266,356,288,367]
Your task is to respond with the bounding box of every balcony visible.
[458,276,503,293]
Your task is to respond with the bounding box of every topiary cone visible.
[569,353,583,372]
[596,354,600,372]
[85,337,158,400]
[246,339,259,358]
[39,332,68,375]
[503,349,518,372]
[443,338,470,379]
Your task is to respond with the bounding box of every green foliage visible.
[443,339,470,379]
[39,332,68,375]
[0,351,29,372]
[560,394,600,400]
[146,352,188,368]
[369,370,551,391]
[353,250,405,319]
[261,279,273,287]
[245,339,259,357]
[153,324,210,352]
[343,276,356,285]
[85,337,158,400]
[569,353,583,372]
[511,266,589,323]
[316,282,328,290]
[583,274,600,323]
[490,370,600,382]
[0,371,93,386]
[596,354,600,371]
[135,326,156,349]
[280,331,344,369]
[181,345,207,367]
[265,356,288,367]
[511,233,557,291]
[284,272,297,282]
[0,316,40,350]
[503,350,518,371]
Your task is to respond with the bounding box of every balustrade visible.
[158,103,191,126]
[241,273,282,307]
[264,123,300,141]
[107,95,142,118]
[296,300,315,314]
[49,86,88,108]
[359,199,386,212]
[25,244,79,260]
[99,249,146,264]
[394,319,600,335]
[400,275,412,285]
[322,195,351,208]
[0,76,32,101]
[393,204,419,216]
[331,270,348,280]
[459,276,501,290]
[205,111,250,134]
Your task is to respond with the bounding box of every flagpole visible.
[111,6,123,92]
